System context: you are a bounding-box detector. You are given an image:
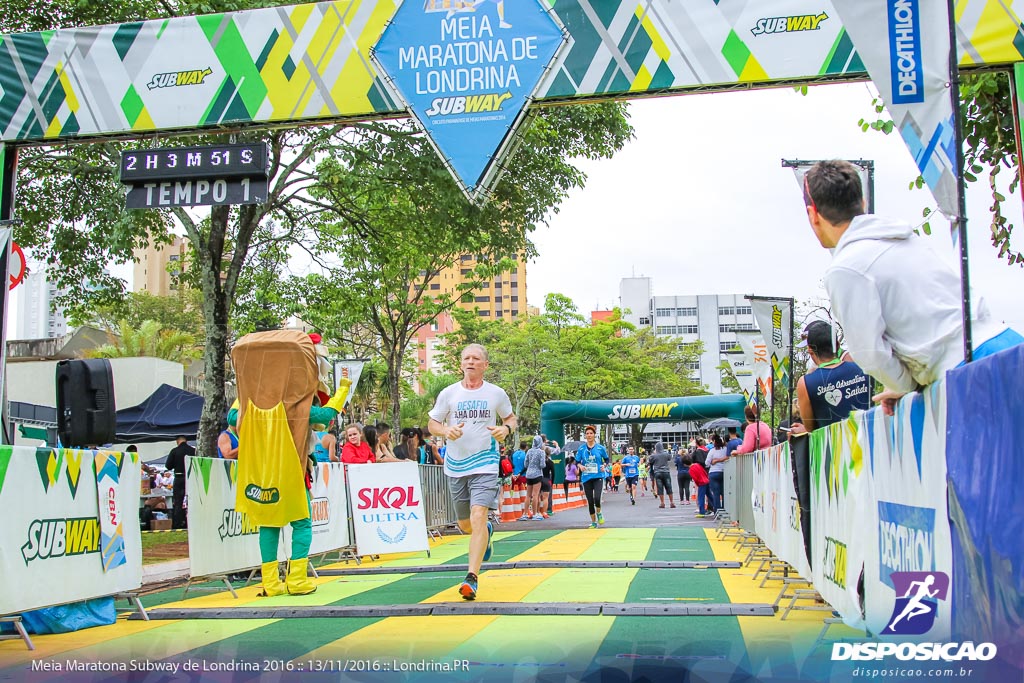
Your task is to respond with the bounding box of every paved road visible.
[498,481,717,530]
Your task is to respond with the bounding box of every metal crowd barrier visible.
[725,453,756,533]
[418,464,458,537]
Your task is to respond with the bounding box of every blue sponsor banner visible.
[888,0,924,104]
[373,0,567,202]
[877,500,935,589]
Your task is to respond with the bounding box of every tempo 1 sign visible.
[120,142,270,208]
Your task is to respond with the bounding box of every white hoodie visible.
[825,214,1005,393]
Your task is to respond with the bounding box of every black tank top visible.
[805,361,871,428]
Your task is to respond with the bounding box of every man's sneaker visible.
[482,521,494,562]
[518,514,530,521]
[532,514,545,521]
[589,522,598,529]
[630,496,635,505]
[459,575,478,601]
[596,512,605,525]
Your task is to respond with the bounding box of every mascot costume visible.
[232,330,350,596]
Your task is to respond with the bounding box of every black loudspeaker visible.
[56,359,116,448]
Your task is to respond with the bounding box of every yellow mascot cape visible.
[232,330,317,526]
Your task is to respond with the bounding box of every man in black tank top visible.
[793,321,871,434]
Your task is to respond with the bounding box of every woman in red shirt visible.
[341,424,376,464]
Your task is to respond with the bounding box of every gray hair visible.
[462,343,489,361]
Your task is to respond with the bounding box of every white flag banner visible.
[724,354,757,407]
[334,359,367,408]
[832,0,958,223]
[748,297,792,390]
[347,462,430,556]
[735,331,773,407]
[789,164,873,216]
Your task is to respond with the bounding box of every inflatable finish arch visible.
[539,394,747,448]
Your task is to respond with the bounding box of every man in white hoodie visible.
[802,160,1022,413]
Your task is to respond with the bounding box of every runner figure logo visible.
[882,571,950,635]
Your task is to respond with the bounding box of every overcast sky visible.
[527,82,1024,334]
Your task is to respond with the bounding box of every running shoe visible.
[541,512,549,519]
[459,576,478,600]
[482,521,494,562]
[694,513,706,518]
[532,514,545,521]
[596,512,605,525]
[630,496,635,505]
[518,514,531,521]
[589,522,598,529]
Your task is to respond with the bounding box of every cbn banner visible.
[348,462,429,557]
[735,331,772,406]
[0,446,142,615]
[856,385,952,641]
[187,457,350,578]
[750,442,811,579]
[748,298,791,389]
[809,419,866,627]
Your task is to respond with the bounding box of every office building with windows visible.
[612,276,757,448]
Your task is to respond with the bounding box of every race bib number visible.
[583,465,600,475]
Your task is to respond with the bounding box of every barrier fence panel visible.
[348,462,429,556]
[186,458,350,578]
[0,446,142,615]
[729,453,756,534]
[418,464,457,531]
[748,443,811,579]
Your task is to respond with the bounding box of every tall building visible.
[11,270,69,340]
[133,236,189,295]
[414,255,529,376]
[612,276,758,449]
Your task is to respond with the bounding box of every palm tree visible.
[400,371,460,428]
[88,319,199,365]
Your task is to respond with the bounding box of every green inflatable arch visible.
[539,394,747,448]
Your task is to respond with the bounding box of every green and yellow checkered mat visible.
[0,528,862,680]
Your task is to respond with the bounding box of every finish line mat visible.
[0,527,863,682]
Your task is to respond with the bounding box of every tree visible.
[81,290,205,340]
[300,104,633,428]
[87,320,198,364]
[400,371,460,429]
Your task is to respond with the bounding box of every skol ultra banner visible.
[855,385,952,641]
[748,297,792,389]
[347,461,429,557]
[0,446,141,615]
[735,331,772,407]
[750,442,811,579]
[187,457,350,577]
[809,419,866,627]
[831,1,958,224]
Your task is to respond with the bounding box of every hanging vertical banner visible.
[372,0,569,203]
[787,162,873,215]
[735,331,773,406]
[748,296,792,389]
[334,359,368,409]
[831,1,958,223]
[724,354,757,407]
[94,451,129,572]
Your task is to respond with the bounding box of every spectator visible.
[611,459,622,492]
[648,442,675,509]
[725,427,743,458]
[375,422,398,462]
[563,455,580,499]
[689,458,711,518]
[394,428,420,461]
[155,468,174,489]
[522,436,546,520]
[733,406,772,455]
[802,160,1022,414]
[311,419,335,463]
[512,440,528,489]
[341,424,375,464]
[164,435,194,529]
[674,448,691,506]
[792,320,872,434]
[705,434,729,513]
[363,424,379,461]
[540,451,555,516]
[218,406,240,460]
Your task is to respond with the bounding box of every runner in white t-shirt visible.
[428,343,517,601]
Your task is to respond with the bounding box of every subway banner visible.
[748,297,792,389]
[0,446,142,615]
[6,0,1024,145]
[856,384,953,641]
[808,419,867,627]
[347,462,429,557]
[750,442,811,579]
[186,457,349,578]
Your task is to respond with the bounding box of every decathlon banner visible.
[831,1,959,222]
[735,331,772,406]
[187,457,350,577]
[748,296,792,388]
[809,420,867,627]
[856,385,952,641]
[750,442,812,579]
[372,0,568,201]
[347,461,429,557]
[0,446,142,615]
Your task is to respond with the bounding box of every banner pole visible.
[0,143,18,446]
[947,0,973,363]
